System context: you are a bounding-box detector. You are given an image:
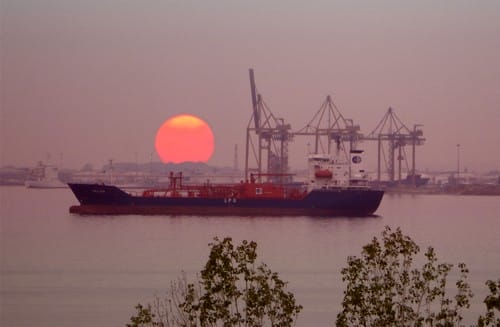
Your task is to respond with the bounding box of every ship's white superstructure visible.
[307,150,368,192]
[25,162,67,188]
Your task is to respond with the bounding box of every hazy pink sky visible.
[1,0,499,172]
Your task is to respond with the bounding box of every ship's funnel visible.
[350,149,367,185]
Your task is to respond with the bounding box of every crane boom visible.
[249,68,259,129]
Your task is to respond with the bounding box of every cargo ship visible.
[68,151,384,216]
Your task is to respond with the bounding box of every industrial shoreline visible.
[2,164,499,196]
[382,184,500,196]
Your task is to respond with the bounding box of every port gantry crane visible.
[244,69,425,187]
[245,69,293,183]
[364,107,425,185]
[293,95,363,158]
[245,69,363,182]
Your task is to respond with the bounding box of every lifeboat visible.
[315,169,333,179]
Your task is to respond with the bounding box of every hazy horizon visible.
[2,0,499,173]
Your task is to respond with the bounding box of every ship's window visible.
[255,188,263,195]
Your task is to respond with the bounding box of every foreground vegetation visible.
[128,227,500,326]
[128,237,302,327]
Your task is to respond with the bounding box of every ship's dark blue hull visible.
[68,183,384,216]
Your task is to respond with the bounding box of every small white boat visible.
[25,162,67,189]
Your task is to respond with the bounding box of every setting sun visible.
[155,114,215,163]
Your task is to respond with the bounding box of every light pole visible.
[150,152,153,176]
[134,152,138,182]
[456,144,460,185]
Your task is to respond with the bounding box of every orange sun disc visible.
[155,114,215,163]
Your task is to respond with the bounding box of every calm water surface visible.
[1,186,499,326]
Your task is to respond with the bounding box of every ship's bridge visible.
[307,151,368,191]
